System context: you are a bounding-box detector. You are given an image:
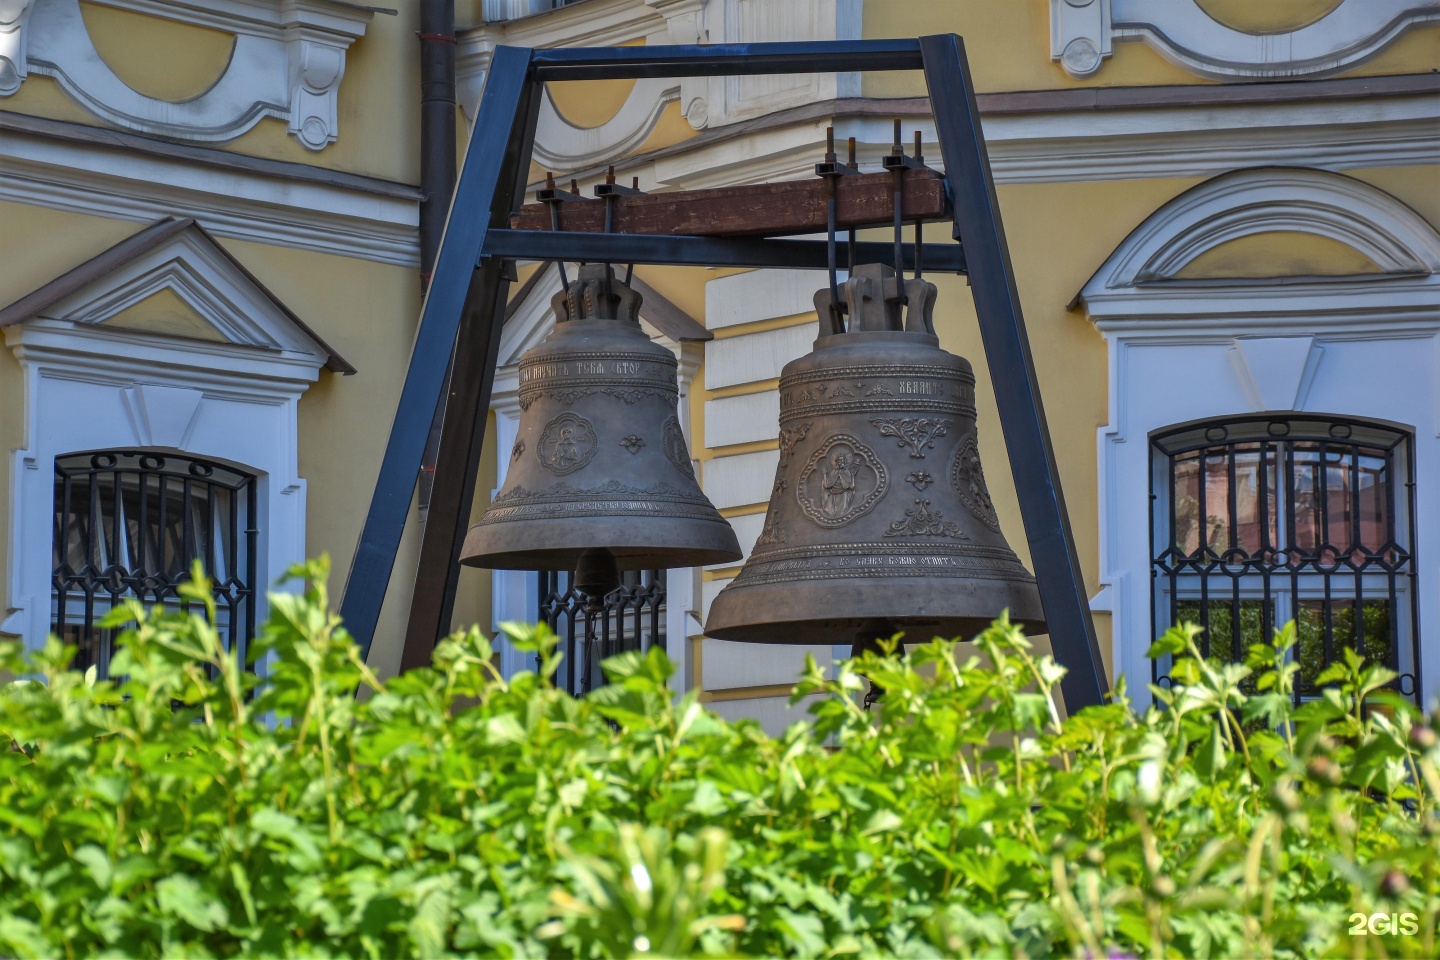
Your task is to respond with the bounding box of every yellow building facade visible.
[1,0,1437,724]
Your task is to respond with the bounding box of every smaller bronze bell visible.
[461,264,741,573]
[705,263,1046,647]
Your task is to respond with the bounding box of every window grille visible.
[537,568,666,695]
[482,0,586,22]
[51,451,258,679]
[1150,415,1420,701]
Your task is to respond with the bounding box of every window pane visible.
[51,452,257,679]
[1173,455,1200,554]
[1152,417,1417,702]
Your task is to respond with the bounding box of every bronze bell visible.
[704,263,1046,647]
[461,264,741,577]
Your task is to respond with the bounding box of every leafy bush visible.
[1,558,1435,957]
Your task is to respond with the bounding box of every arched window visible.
[1151,415,1419,700]
[51,451,258,679]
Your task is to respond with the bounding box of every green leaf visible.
[1194,723,1226,782]
[156,874,228,932]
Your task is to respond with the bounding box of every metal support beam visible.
[528,40,924,80]
[481,230,964,273]
[921,34,1107,710]
[340,45,537,660]
[399,259,515,670]
[342,36,1107,710]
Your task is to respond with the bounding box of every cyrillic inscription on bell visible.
[461,264,741,571]
[705,263,1046,645]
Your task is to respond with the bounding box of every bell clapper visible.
[573,548,622,694]
[851,619,899,710]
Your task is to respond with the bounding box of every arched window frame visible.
[1148,413,1420,700]
[1077,168,1440,707]
[51,450,260,678]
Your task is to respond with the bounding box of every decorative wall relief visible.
[0,0,33,97]
[1050,0,1440,80]
[4,0,377,149]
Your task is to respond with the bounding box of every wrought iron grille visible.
[1150,415,1419,701]
[52,451,258,680]
[537,568,666,695]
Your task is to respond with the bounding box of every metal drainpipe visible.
[417,0,457,517]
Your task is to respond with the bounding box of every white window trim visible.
[489,264,703,692]
[1,223,333,652]
[1078,167,1440,706]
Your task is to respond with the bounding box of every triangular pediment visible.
[99,287,228,342]
[0,218,352,374]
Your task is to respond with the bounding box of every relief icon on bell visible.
[704,263,1046,647]
[461,264,740,573]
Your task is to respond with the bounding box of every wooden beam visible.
[509,168,949,238]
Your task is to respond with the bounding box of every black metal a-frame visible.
[338,34,1110,710]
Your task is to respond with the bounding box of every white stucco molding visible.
[458,0,859,168]
[0,110,421,267]
[1052,0,1440,80]
[4,0,382,149]
[507,78,1440,198]
[1074,168,1440,707]
[0,0,33,96]
[1,218,334,649]
[1081,167,1440,297]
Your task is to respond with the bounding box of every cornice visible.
[522,76,1440,192]
[0,109,421,267]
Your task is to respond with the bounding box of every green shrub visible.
[1,557,1435,958]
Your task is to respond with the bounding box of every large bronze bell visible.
[705,263,1046,647]
[461,264,741,576]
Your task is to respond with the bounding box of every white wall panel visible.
[704,324,814,390]
[705,269,825,329]
[704,390,780,447]
[707,512,766,569]
[700,576,731,622]
[702,449,779,509]
[702,638,831,689]
[707,694,825,737]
